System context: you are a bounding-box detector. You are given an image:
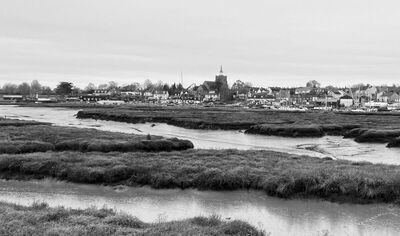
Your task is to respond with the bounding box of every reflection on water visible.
[1,105,400,164]
[0,179,399,236]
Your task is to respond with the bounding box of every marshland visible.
[2,105,400,235]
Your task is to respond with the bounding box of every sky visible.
[0,0,399,89]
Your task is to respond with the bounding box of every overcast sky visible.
[0,0,399,88]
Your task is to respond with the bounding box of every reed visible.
[0,201,264,235]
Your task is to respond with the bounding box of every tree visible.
[153,80,163,91]
[2,83,18,94]
[55,82,73,96]
[306,80,321,88]
[143,79,153,91]
[108,81,118,90]
[231,80,251,94]
[325,85,335,90]
[162,83,170,92]
[30,80,42,95]
[17,82,31,96]
[71,87,81,96]
[85,83,96,92]
[169,83,177,95]
[41,86,53,95]
[231,80,245,91]
[98,84,108,90]
[121,82,140,91]
[177,83,184,93]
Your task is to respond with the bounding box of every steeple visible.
[219,65,223,74]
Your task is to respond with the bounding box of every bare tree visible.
[85,83,97,92]
[17,82,31,96]
[143,79,153,91]
[30,80,42,95]
[108,81,119,90]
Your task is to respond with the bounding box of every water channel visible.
[1,179,399,236]
[1,105,400,235]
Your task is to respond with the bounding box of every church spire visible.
[219,65,223,74]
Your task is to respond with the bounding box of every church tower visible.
[215,66,229,102]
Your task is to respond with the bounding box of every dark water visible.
[1,105,400,164]
[1,179,399,236]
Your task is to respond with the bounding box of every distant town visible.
[1,67,400,111]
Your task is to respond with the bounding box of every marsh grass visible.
[0,124,193,154]
[1,150,400,204]
[76,108,400,143]
[0,141,55,154]
[0,118,50,126]
[0,201,264,236]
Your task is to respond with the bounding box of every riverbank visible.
[0,120,193,154]
[75,107,400,144]
[0,201,263,235]
[1,149,400,204]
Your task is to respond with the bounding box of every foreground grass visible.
[1,150,400,204]
[0,201,263,236]
[0,124,193,154]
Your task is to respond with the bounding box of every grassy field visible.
[1,149,400,204]
[0,201,264,236]
[76,107,400,143]
[0,121,193,154]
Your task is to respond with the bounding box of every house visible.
[295,87,312,95]
[339,95,354,107]
[93,90,111,96]
[80,94,109,102]
[276,89,291,101]
[204,91,219,102]
[327,90,344,99]
[365,86,377,100]
[1,95,23,102]
[192,85,206,101]
[152,91,169,102]
[377,91,400,103]
[233,92,247,101]
[120,91,141,96]
[387,92,400,103]
[247,92,275,105]
[313,97,338,107]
